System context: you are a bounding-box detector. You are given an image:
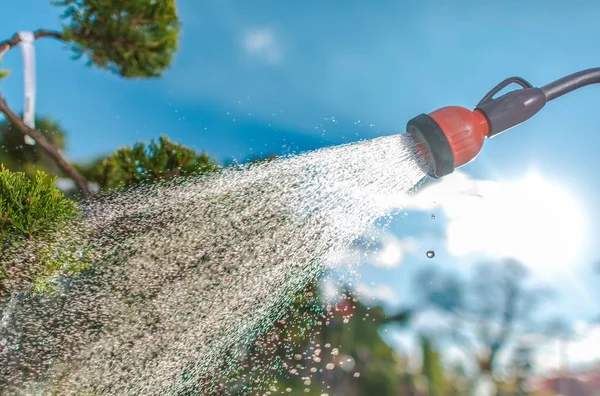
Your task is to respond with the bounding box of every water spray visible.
[408,67,600,178]
[4,68,600,395]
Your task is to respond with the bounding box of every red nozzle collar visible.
[429,106,490,168]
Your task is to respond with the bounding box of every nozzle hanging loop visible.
[477,76,533,107]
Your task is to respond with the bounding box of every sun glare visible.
[445,171,587,270]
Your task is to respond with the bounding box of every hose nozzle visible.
[409,68,600,178]
[408,76,549,179]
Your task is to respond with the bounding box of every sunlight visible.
[445,171,587,270]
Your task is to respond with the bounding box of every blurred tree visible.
[399,372,418,396]
[212,281,416,395]
[414,259,554,389]
[329,289,408,395]
[420,334,446,396]
[84,135,219,191]
[0,0,180,196]
[513,343,534,396]
[445,362,471,396]
[0,116,67,178]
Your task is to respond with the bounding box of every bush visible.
[0,165,77,239]
[90,135,220,191]
[0,165,90,296]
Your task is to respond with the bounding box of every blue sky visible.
[3,0,600,372]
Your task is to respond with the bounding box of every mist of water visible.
[0,133,428,395]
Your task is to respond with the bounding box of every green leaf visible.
[0,69,11,79]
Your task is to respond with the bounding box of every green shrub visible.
[92,135,220,191]
[0,165,90,296]
[0,165,77,239]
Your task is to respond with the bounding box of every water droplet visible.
[426,250,435,258]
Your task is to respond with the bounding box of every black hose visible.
[541,67,600,101]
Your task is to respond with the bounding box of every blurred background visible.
[2,1,600,395]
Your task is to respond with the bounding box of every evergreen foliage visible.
[0,165,77,240]
[53,0,180,78]
[89,135,219,191]
[0,166,89,295]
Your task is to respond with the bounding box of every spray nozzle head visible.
[407,76,549,179]
[407,106,489,179]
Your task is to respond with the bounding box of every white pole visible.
[18,31,36,145]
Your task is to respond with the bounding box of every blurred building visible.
[528,364,600,396]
